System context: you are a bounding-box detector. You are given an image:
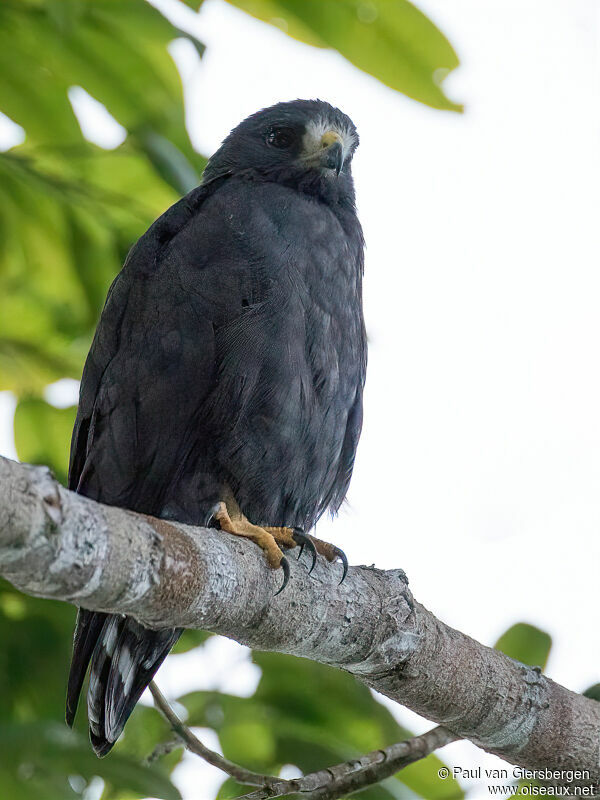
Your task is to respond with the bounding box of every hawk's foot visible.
[213,501,347,590]
[213,501,296,594]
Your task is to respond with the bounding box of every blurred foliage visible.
[493,623,552,672]
[0,0,464,798]
[583,684,600,702]
[179,653,463,799]
[227,0,462,112]
[0,0,460,397]
[0,577,182,799]
[14,398,77,484]
[0,0,203,395]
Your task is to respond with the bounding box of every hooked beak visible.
[319,130,344,176]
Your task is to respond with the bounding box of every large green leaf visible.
[494,623,552,671]
[227,0,461,111]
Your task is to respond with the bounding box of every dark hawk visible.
[65,99,367,755]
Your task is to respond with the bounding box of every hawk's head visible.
[203,100,359,201]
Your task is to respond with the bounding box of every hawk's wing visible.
[69,187,217,512]
[66,177,259,754]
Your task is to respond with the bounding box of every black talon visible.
[292,527,305,558]
[292,528,317,574]
[274,556,290,596]
[333,546,348,585]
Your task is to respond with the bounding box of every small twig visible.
[305,726,458,800]
[237,726,458,800]
[148,681,291,790]
[144,736,183,765]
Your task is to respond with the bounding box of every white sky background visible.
[1,1,599,797]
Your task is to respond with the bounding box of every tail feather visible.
[66,608,108,727]
[99,618,181,752]
[66,610,181,756]
[88,618,117,757]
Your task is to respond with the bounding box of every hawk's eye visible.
[266,127,296,149]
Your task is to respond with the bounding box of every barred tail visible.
[66,610,181,756]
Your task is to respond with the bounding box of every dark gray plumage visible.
[66,99,367,755]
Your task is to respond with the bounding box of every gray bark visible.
[0,455,598,787]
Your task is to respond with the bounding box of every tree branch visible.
[237,726,458,799]
[1,456,598,789]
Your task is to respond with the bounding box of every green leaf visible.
[112,704,185,785]
[583,684,600,702]
[135,128,201,195]
[178,0,206,11]
[170,628,211,654]
[112,706,172,762]
[0,11,83,146]
[221,719,276,767]
[494,623,552,671]
[216,777,252,799]
[400,756,464,800]
[227,0,462,111]
[14,398,76,485]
